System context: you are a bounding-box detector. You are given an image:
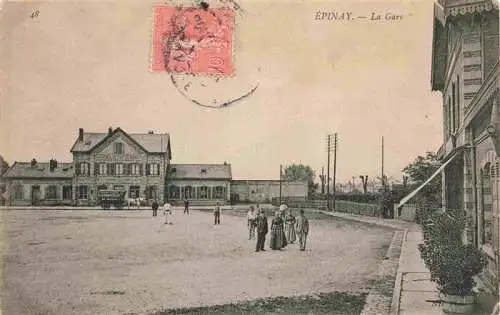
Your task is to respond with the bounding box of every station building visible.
[3,127,308,207]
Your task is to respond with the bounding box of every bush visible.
[414,199,441,225]
[418,211,487,296]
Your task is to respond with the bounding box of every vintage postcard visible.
[0,0,499,314]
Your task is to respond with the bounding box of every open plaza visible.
[0,207,402,315]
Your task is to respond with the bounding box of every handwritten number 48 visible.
[30,10,40,19]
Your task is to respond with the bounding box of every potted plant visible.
[418,211,488,314]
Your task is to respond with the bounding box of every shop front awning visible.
[397,147,466,209]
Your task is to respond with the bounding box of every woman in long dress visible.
[284,210,296,244]
[270,211,287,250]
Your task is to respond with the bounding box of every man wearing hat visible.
[296,209,309,251]
[255,209,268,252]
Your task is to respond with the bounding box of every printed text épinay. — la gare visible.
[315,11,403,21]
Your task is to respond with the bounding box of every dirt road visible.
[1,209,394,315]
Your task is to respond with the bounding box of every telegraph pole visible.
[279,164,283,204]
[321,166,325,195]
[332,133,338,212]
[381,136,385,189]
[326,134,332,210]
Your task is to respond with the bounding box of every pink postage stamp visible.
[151,5,234,75]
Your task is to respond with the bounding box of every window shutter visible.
[87,163,90,176]
[146,164,150,176]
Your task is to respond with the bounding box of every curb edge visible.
[389,229,408,315]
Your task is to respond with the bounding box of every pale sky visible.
[0,0,443,183]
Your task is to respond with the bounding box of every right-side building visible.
[431,0,499,306]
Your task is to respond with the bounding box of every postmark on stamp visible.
[151,4,234,76]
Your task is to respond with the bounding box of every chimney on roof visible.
[148,131,154,134]
[108,127,113,134]
[31,158,37,167]
[49,159,58,172]
[78,128,84,142]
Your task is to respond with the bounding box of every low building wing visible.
[169,164,232,180]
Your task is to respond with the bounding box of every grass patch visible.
[365,275,395,297]
[378,243,390,259]
[151,291,367,314]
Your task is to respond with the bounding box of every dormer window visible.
[114,142,124,154]
[201,169,207,173]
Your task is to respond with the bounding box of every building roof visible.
[3,161,74,179]
[169,164,232,180]
[70,127,171,156]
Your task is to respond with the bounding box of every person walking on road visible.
[296,209,309,251]
[184,198,189,214]
[247,205,257,240]
[214,202,221,225]
[284,210,296,244]
[163,202,173,224]
[255,209,268,252]
[152,199,159,217]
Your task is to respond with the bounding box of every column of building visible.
[464,129,476,245]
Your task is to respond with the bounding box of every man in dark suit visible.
[255,209,268,252]
[151,199,159,217]
[184,198,189,214]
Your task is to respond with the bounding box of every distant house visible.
[230,180,308,204]
[3,159,73,206]
[167,163,232,205]
[70,127,172,205]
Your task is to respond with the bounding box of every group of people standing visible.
[150,199,309,252]
[247,202,309,252]
[151,198,191,225]
[151,199,174,224]
[151,198,220,226]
